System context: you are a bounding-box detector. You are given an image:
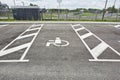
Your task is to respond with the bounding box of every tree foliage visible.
[107,6,117,13]
[29,3,38,6]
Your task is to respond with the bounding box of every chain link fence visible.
[0,8,120,21]
[43,9,120,21]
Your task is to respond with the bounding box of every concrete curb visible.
[0,21,120,24]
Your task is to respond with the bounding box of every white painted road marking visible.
[54,40,69,47]
[80,32,92,39]
[0,24,8,28]
[91,42,108,58]
[89,59,120,62]
[46,40,55,47]
[55,37,62,44]
[0,43,31,57]
[0,24,44,62]
[114,25,120,29]
[46,37,69,47]
[75,27,85,31]
[17,33,37,39]
[113,25,120,44]
[20,24,43,60]
[0,59,29,63]
[71,24,120,62]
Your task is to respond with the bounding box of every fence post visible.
[116,7,120,21]
[95,10,98,21]
[65,10,68,20]
[51,10,52,20]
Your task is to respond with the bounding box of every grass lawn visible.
[81,13,95,16]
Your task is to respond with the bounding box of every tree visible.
[29,3,38,6]
[0,1,9,13]
[107,6,117,13]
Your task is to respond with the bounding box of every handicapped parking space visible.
[0,23,120,80]
[0,23,93,79]
[22,23,120,80]
[25,23,93,64]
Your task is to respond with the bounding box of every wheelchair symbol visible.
[46,37,69,47]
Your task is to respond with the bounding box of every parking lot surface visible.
[0,22,120,80]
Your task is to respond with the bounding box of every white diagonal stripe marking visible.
[75,27,85,31]
[80,32,93,39]
[91,42,108,58]
[72,24,120,62]
[26,28,40,31]
[0,43,31,57]
[17,33,37,39]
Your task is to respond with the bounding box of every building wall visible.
[12,8,40,20]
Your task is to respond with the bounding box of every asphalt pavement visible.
[0,22,120,80]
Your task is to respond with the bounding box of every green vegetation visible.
[107,6,118,13]
[81,13,95,16]
[0,7,119,22]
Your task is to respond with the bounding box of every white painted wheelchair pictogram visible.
[46,37,69,47]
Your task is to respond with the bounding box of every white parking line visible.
[0,24,44,62]
[0,24,8,28]
[20,24,44,60]
[0,60,29,63]
[71,24,120,62]
[75,27,85,31]
[0,43,31,57]
[89,59,120,62]
[91,42,108,58]
[114,25,120,29]
[80,32,92,39]
[17,33,37,39]
[26,27,40,31]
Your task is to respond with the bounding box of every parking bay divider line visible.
[26,27,40,31]
[0,24,44,62]
[0,60,29,63]
[71,24,120,62]
[20,24,44,60]
[113,25,120,43]
[114,25,120,29]
[0,24,9,28]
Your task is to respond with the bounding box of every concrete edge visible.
[0,21,120,24]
